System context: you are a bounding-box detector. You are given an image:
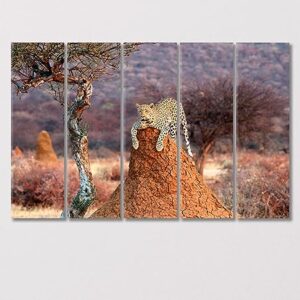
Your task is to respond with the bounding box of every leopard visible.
[131,97,193,157]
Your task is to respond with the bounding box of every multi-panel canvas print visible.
[11,42,290,220]
[11,43,65,218]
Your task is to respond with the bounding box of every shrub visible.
[237,151,289,218]
[12,156,64,209]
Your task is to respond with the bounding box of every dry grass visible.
[90,157,121,181]
[13,150,288,219]
[237,151,289,219]
[203,151,289,218]
[12,152,123,218]
[203,153,233,210]
[12,204,62,219]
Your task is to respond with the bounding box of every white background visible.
[0,0,299,299]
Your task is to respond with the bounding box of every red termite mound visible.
[90,128,232,219]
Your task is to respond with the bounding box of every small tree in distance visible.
[183,77,287,175]
[123,76,286,176]
[12,42,138,217]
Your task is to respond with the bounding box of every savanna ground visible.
[203,150,289,218]
[12,148,289,219]
[203,153,233,211]
[11,150,123,218]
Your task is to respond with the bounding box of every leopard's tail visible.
[180,104,193,157]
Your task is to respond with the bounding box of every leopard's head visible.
[136,103,155,126]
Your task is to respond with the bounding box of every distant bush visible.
[12,156,64,209]
[237,151,289,218]
[110,164,121,181]
[89,147,118,159]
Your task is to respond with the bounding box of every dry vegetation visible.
[12,149,233,218]
[11,205,62,219]
[203,150,289,219]
[203,153,233,211]
[12,150,289,219]
[11,152,64,218]
[12,151,125,218]
[237,151,289,219]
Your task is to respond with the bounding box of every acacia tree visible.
[183,77,287,175]
[11,42,137,218]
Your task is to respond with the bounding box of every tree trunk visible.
[67,79,96,218]
[196,142,213,176]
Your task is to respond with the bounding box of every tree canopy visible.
[11,42,138,104]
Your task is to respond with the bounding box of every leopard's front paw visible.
[139,122,148,129]
[132,139,139,150]
[156,142,164,152]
